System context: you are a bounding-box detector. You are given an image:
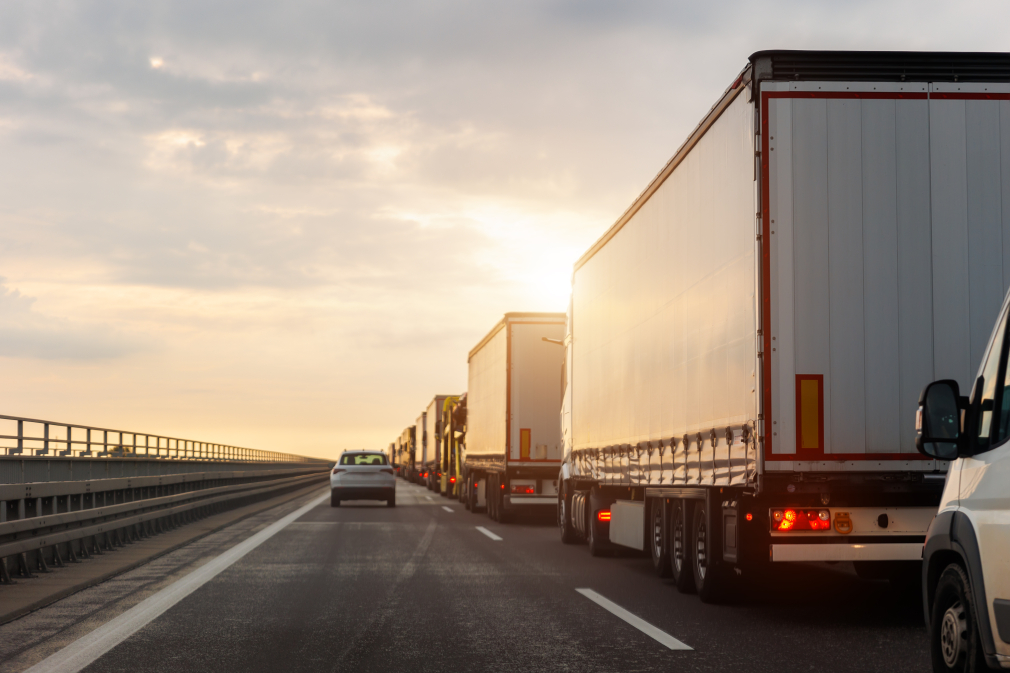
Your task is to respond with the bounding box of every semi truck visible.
[557,49,1010,602]
[465,313,565,521]
[400,426,416,481]
[422,395,453,490]
[439,394,464,497]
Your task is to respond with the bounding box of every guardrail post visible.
[13,420,23,455]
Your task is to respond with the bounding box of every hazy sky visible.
[2,1,1009,460]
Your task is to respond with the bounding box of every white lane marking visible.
[26,491,330,673]
[441,506,454,513]
[575,588,692,651]
[475,526,502,541]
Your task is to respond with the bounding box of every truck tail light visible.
[771,509,830,531]
[511,485,535,494]
[597,510,611,522]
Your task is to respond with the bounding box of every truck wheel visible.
[559,489,578,544]
[930,564,987,673]
[650,499,672,577]
[692,502,728,603]
[669,499,695,593]
[489,475,498,521]
[587,507,606,557]
[330,490,340,508]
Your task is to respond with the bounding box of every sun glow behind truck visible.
[558,50,1010,601]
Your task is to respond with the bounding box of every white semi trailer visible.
[465,313,566,521]
[419,395,453,490]
[558,49,1010,602]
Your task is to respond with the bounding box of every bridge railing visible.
[0,414,321,463]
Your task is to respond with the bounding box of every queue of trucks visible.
[377,50,1010,671]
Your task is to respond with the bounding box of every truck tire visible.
[650,499,672,577]
[930,564,988,673]
[330,490,340,508]
[559,488,578,544]
[587,488,610,557]
[669,499,695,593]
[692,501,729,603]
[587,506,606,556]
[489,475,498,521]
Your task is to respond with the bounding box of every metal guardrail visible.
[0,414,320,463]
[0,465,330,584]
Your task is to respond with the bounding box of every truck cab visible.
[919,289,1010,671]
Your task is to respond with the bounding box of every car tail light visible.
[597,510,611,522]
[745,513,753,521]
[332,468,345,474]
[771,509,830,531]
[511,485,535,494]
[500,483,505,490]
[450,476,456,484]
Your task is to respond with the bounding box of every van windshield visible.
[340,453,388,465]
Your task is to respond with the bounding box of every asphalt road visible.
[1,480,931,673]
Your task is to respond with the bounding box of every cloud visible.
[0,282,146,360]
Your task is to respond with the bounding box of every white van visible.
[918,290,1010,672]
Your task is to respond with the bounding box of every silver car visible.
[330,450,396,507]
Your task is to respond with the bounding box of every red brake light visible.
[500,483,505,490]
[511,485,535,494]
[771,509,830,531]
[597,510,611,522]
[450,476,456,483]
[745,513,753,521]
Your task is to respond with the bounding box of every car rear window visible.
[340,453,388,465]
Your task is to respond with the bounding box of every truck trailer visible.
[557,50,1010,602]
[400,426,416,481]
[466,313,566,521]
[422,395,453,490]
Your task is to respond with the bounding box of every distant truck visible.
[464,313,565,521]
[439,394,465,498]
[420,395,453,491]
[400,426,415,481]
[557,50,1010,601]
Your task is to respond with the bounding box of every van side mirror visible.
[915,379,964,460]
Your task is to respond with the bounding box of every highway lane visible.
[2,481,930,672]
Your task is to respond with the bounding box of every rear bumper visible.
[332,486,395,502]
[504,495,556,508]
[770,541,923,562]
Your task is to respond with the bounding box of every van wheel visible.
[650,499,672,577]
[330,490,340,508]
[669,499,695,593]
[930,564,987,672]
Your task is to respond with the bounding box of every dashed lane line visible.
[575,588,692,651]
[442,506,454,513]
[475,526,502,541]
[24,491,330,673]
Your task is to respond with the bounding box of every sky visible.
[2,0,1010,460]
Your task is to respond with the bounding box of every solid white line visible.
[441,506,454,513]
[475,526,502,541]
[25,491,330,673]
[575,588,692,651]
